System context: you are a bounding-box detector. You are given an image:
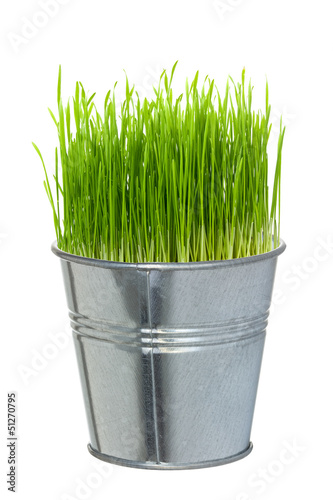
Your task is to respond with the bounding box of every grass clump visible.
[33,62,285,263]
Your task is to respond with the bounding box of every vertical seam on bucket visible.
[146,270,160,464]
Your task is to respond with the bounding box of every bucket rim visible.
[51,238,286,271]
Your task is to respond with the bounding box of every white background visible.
[1,0,333,498]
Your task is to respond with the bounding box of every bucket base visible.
[87,442,253,470]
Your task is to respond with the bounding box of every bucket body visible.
[53,241,285,469]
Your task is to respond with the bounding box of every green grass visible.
[33,62,285,263]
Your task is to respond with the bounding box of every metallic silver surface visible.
[52,240,286,469]
[87,442,253,470]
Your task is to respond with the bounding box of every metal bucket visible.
[52,240,286,470]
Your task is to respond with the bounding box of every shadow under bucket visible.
[52,240,286,470]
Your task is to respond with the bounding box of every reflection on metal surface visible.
[52,241,286,469]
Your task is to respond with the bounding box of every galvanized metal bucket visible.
[52,240,286,470]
